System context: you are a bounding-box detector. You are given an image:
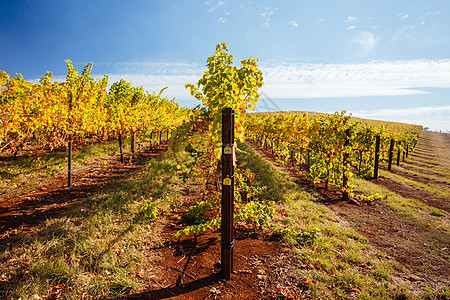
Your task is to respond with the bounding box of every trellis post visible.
[388,138,395,171]
[374,135,380,179]
[221,107,234,280]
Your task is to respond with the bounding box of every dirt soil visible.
[1,132,449,299]
[1,142,305,300]
[247,132,450,295]
[121,163,309,299]
[0,145,169,242]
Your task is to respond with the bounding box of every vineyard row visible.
[244,112,423,198]
[0,61,191,156]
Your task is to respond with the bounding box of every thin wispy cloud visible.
[351,31,378,57]
[399,13,409,20]
[261,6,277,16]
[205,0,226,12]
[289,21,299,28]
[260,7,278,27]
[347,25,356,30]
[351,105,450,118]
[41,59,450,131]
[347,16,358,22]
[349,105,450,131]
[259,59,450,99]
[392,26,416,43]
[39,60,450,103]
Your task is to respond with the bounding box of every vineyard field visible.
[1,45,448,299]
[0,120,448,299]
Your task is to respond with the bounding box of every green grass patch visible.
[0,139,129,194]
[237,141,408,299]
[397,164,449,184]
[0,138,188,299]
[353,176,449,242]
[380,169,450,201]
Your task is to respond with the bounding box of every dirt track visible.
[0,145,169,242]
[248,131,450,295]
[1,132,448,298]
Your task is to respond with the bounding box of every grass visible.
[396,164,449,184]
[237,141,410,299]
[0,139,125,195]
[0,137,187,299]
[408,131,450,179]
[1,130,448,299]
[363,130,449,237]
[353,175,449,241]
[380,169,450,201]
[0,133,168,195]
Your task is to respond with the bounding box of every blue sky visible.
[1,0,449,131]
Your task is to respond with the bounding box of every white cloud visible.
[260,6,277,26]
[259,59,450,131]
[349,106,450,131]
[351,105,450,118]
[347,16,358,23]
[218,17,226,23]
[106,74,200,99]
[289,20,298,28]
[205,0,226,12]
[40,60,450,103]
[392,26,416,43]
[259,59,450,99]
[40,59,450,131]
[347,25,356,30]
[400,14,409,20]
[351,31,379,57]
[261,6,277,16]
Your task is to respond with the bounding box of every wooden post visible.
[396,141,401,166]
[307,150,310,172]
[131,131,136,154]
[299,147,303,171]
[118,133,124,163]
[388,138,395,171]
[221,108,234,280]
[150,131,153,148]
[68,139,72,187]
[402,141,406,162]
[358,151,362,172]
[342,129,350,201]
[68,94,73,187]
[374,135,380,179]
